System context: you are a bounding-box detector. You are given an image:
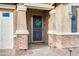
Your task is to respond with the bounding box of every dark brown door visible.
[33,15,42,41]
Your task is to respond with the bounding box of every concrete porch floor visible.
[1,43,79,56]
[15,43,70,56]
[15,43,79,56]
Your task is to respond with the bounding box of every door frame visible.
[31,14,44,43]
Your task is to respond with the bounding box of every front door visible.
[31,15,43,42]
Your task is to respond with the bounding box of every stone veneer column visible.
[15,4,29,49]
[47,9,56,48]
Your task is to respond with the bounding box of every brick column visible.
[15,4,29,49]
[47,9,56,48]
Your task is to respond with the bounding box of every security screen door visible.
[32,15,42,41]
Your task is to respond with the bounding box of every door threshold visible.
[31,41,45,44]
[31,42,46,45]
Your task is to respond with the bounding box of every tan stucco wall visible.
[61,4,71,32]
[77,7,79,32]
[13,10,17,35]
[55,4,71,33]
[55,4,63,33]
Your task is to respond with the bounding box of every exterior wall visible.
[61,4,71,32]
[61,35,79,48]
[43,11,49,43]
[0,9,14,49]
[55,4,62,32]
[77,7,79,32]
[14,35,28,49]
[14,4,29,49]
[55,4,71,33]
[49,4,79,49]
[0,8,15,55]
[49,35,79,49]
[54,3,79,33]
[56,35,79,48]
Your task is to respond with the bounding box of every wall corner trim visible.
[0,4,16,9]
[15,30,29,35]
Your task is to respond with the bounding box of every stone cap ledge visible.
[55,33,79,35]
[47,31,79,35]
[0,4,16,9]
[15,30,29,35]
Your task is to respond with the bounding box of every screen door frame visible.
[31,14,44,42]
